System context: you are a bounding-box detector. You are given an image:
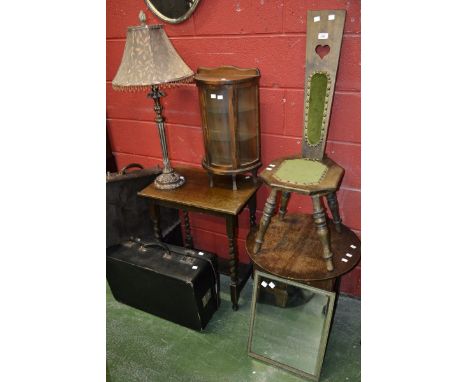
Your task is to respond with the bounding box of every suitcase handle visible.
[119,163,144,175]
[141,240,171,254]
[128,237,171,254]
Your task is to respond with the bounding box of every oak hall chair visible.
[253,10,346,272]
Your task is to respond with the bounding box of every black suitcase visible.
[106,239,220,331]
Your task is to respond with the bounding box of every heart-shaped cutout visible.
[315,45,330,59]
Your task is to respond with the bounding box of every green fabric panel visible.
[306,73,328,145]
[273,159,328,185]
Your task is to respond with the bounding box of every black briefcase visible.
[106,239,220,331]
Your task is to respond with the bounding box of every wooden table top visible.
[246,214,361,281]
[138,165,260,215]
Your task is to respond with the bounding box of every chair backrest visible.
[301,10,346,160]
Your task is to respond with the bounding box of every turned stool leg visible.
[326,192,343,233]
[279,191,291,220]
[312,195,334,272]
[253,189,278,254]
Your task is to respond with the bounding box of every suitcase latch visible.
[162,252,173,260]
[180,256,196,265]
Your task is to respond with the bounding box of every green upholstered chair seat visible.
[273,159,328,185]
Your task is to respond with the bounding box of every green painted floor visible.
[107,276,360,382]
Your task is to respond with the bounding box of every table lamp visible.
[112,11,194,189]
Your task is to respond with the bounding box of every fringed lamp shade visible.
[111,12,194,190]
[112,24,193,91]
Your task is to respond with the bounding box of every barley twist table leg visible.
[182,209,193,249]
[248,195,257,228]
[149,200,161,241]
[226,215,239,310]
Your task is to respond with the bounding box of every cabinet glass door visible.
[204,88,232,166]
[237,85,258,164]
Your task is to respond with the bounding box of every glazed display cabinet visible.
[195,66,262,190]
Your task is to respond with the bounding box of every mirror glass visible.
[248,271,335,380]
[145,0,201,24]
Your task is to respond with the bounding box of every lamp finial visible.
[139,10,147,26]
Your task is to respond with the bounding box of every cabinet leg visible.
[232,174,237,191]
[254,189,278,254]
[312,195,334,272]
[208,172,214,188]
[226,215,239,310]
[279,191,291,220]
[182,210,193,249]
[252,168,258,185]
[326,192,343,233]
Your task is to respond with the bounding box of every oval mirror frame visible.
[145,0,202,24]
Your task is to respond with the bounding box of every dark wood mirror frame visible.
[145,0,202,24]
[247,270,336,381]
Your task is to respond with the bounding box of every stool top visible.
[260,155,344,195]
[246,214,360,281]
[273,158,328,185]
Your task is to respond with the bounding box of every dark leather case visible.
[107,240,220,331]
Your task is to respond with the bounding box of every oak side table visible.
[138,165,260,311]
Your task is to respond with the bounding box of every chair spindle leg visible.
[253,189,278,254]
[312,195,334,272]
[326,192,342,233]
[279,191,291,220]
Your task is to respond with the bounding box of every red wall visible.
[106,0,361,296]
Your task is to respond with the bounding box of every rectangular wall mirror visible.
[247,270,336,381]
